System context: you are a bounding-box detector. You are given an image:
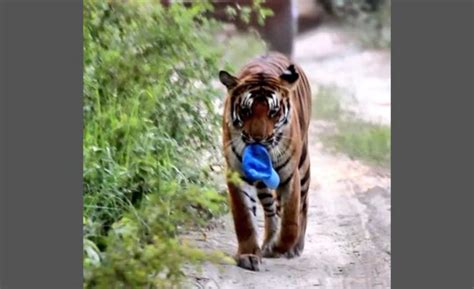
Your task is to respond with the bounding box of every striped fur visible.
[219,52,311,271]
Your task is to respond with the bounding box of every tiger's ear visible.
[279,64,299,90]
[219,70,238,90]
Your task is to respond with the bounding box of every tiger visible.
[219,52,312,271]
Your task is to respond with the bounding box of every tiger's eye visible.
[240,107,251,118]
[269,107,280,118]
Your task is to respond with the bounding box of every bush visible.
[83,0,224,287]
[83,0,223,226]
[326,0,391,48]
[84,189,230,289]
[83,0,270,288]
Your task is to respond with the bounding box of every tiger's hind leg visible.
[285,195,308,258]
[285,164,310,258]
[227,180,262,271]
[256,182,279,257]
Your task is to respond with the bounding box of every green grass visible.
[314,85,391,167]
[82,0,274,287]
[324,120,391,167]
[82,1,232,287]
[312,85,345,121]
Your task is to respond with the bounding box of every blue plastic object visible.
[242,144,280,189]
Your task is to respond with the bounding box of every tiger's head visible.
[219,65,299,148]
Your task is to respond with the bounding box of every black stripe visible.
[300,189,309,206]
[301,186,309,197]
[298,144,307,168]
[251,206,256,216]
[300,188,309,211]
[300,168,310,186]
[257,192,273,199]
[231,143,242,162]
[255,182,266,189]
[284,101,291,124]
[301,201,307,213]
[265,212,277,218]
[261,199,274,207]
[280,172,294,187]
[241,190,256,203]
[273,132,281,143]
[263,198,275,207]
[264,206,275,213]
[275,131,283,143]
[276,151,293,171]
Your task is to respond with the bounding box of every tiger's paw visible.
[262,242,282,258]
[284,238,305,258]
[284,246,303,259]
[236,254,261,271]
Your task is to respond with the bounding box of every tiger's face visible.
[219,65,299,148]
[230,87,286,146]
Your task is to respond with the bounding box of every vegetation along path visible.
[184,23,391,289]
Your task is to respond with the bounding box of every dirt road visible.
[184,24,391,289]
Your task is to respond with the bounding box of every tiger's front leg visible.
[256,183,279,255]
[227,180,262,271]
[262,170,300,258]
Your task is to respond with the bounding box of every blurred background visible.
[211,0,391,124]
[83,1,391,288]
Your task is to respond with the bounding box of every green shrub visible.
[83,0,270,288]
[312,85,345,120]
[84,189,231,289]
[83,0,224,230]
[348,0,391,49]
[328,0,391,48]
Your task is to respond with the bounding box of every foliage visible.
[83,0,223,230]
[329,0,391,48]
[224,0,274,26]
[84,190,231,289]
[83,0,272,287]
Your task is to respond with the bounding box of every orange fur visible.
[220,52,312,270]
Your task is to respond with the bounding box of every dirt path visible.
[296,24,391,125]
[184,24,391,289]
